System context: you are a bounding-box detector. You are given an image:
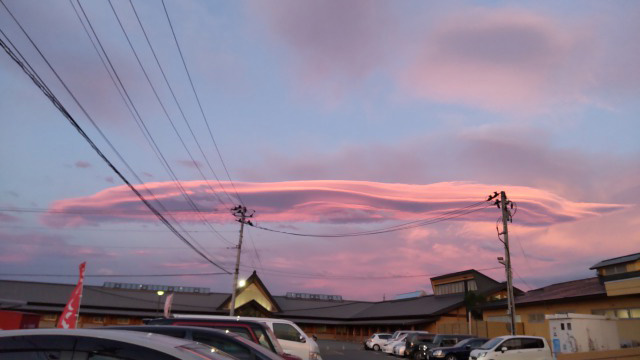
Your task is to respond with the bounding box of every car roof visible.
[151,317,270,328]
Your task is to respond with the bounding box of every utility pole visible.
[498,191,517,335]
[229,205,254,316]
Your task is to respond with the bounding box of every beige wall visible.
[483,295,640,343]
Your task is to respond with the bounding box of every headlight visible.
[419,344,427,350]
[478,351,488,358]
[309,351,321,360]
[432,350,444,357]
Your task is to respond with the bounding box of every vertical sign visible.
[163,293,174,318]
[57,262,86,329]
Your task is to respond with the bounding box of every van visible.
[173,314,322,360]
[469,335,552,360]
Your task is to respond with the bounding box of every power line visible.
[0,272,229,278]
[127,0,235,208]
[162,0,244,207]
[251,200,491,238]
[0,207,224,216]
[73,0,232,247]
[0,3,230,274]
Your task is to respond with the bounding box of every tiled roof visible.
[589,253,640,269]
[514,277,606,305]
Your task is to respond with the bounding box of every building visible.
[482,252,640,346]
[0,269,509,338]
[2,252,638,344]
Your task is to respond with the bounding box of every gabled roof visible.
[218,271,282,313]
[590,253,640,270]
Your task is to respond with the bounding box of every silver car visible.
[0,328,239,359]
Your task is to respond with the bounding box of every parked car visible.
[0,328,236,360]
[147,317,298,360]
[171,314,322,360]
[383,333,409,354]
[426,337,488,360]
[469,335,552,360]
[365,333,392,351]
[104,325,287,360]
[412,334,473,359]
[401,331,433,358]
[393,341,407,357]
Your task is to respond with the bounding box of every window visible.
[92,316,105,324]
[273,323,303,342]
[500,338,523,351]
[191,333,251,360]
[441,339,458,347]
[604,264,628,275]
[521,338,545,349]
[528,313,545,323]
[593,308,640,319]
[116,317,130,325]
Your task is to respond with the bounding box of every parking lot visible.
[318,340,391,360]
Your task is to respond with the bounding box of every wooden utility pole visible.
[499,191,517,335]
[229,205,254,316]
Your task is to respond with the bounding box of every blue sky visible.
[1,0,638,300]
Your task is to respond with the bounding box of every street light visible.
[156,290,165,316]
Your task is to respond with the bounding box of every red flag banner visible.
[163,293,174,318]
[57,262,86,329]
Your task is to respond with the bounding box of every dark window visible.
[561,323,565,330]
[145,328,187,339]
[521,338,545,349]
[273,323,303,342]
[441,339,458,347]
[567,323,572,331]
[74,337,177,360]
[500,338,523,351]
[380,335,391,339]
[191,334,251,360]
[0,335,76,350]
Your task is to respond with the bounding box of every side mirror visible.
[501,346,508,353]
[312,335,318,341]
[465,345,471,349]
[300,335,306,343]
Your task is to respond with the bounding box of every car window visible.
[144,328,187,339]
[521,338,545,349]
[441,339,458,347]
[191,334,252,360]
[500,338,524,351]
[380,335,391,339]
[480,337,503,350]
[0,335,77,350]
[74,337,178,360]
[273,323,303,342]
[470,339,487,348]
[252,326,276,352]
[416,334,435,343]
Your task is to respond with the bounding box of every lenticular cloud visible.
[42,180,628,228]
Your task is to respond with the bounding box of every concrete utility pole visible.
[229,205,254,316]
[499,191,517,335]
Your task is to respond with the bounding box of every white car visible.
[469,335,552,360]
[383,333,408,354]
[365,333,392,351]
[393,342,407,357]
[0,328,236,360]
[173,314,322,360]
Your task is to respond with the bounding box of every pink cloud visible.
[252,0,399,99]
[178,160,204,169]
[400,8,594,113]
[75,161,91,168]
[41,180,627,229]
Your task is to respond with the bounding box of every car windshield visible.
[261,326,285,355]
[480,337,504,350]
[453,338,473,348]
[178,343,238,359]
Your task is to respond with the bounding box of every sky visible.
[0,0,638,302]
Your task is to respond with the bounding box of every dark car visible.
[402,332,434,358]
[105,325,285,360]
[146,317,301,360]
[411,334,474,360]
[426,337,488,360]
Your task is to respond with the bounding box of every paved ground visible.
[318,340,393,360]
